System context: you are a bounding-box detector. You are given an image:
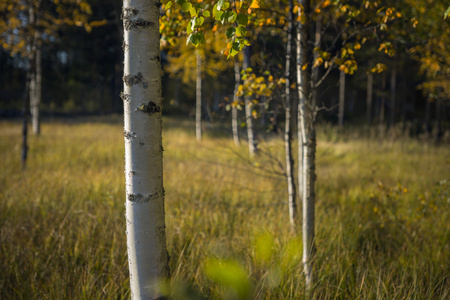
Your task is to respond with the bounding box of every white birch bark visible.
[29,3,41,135]
[297,0,315,291]
[196,50,202,141]
[243,47,256,157]
[122,1,169,298]
[31,46,41,135]
[338,69,345,129]
[232,59,240,146]
[285,0,297,230]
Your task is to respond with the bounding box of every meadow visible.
[0,117,449,299]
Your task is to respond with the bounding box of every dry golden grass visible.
[0,117,449,299]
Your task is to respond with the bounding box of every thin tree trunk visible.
[196,50,202,141]
[285,0,297,230]
[243,47,256,157]
[29,3,42,136]
[232,59,240,146]
[311,15,321,107]
[389,61,397,129]
[297,0,315,291]
[366,62,373,127]
[338,69,345,129]
[122,1,169,298]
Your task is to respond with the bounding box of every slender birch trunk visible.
[122,1,169,298]
[338,69,345,129]
[366,62,373,127]
[243,47,256,157]
[311,15,321,108]
[285,0,297,230]
[232,59,240,146]
[29,3,42,135]
[196,50,202,141]
[297,0,315,291]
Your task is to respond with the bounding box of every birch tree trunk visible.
[243,47,256,157]
[122,1,170,298]
[285,0,297,230]
[196,50,202,141]
[311,15,321,108]
[366,62,373,127]
[29,3,42,136]
[232,59,240,146]
[338,69,345,129]
[30,46,42,135]
[296,0,315,291]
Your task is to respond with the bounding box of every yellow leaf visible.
[250,0,260,9]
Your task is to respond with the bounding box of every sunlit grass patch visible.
[0,117,449,299]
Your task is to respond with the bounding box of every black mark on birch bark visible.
[122,7,155,30]
[120,92,131,102]
[127,193,161,203]
[136,101,161,115]
[123,72,148,88]
[124,130,136,140]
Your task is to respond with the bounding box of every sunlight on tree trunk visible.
[232,59,240,146]
[296,0,315,292]
[243,47,256,157]
[122,0,169,298]
[196,50,202,141]
[285,0,297,231]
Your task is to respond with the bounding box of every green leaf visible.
[445,6,450,19]
[226,27,235,38]
[204,258,251,300]
[217,0,226,11]
[181,2,192,12]
[190,6,197,17]
[203,10,210,18]
[189,32,205,47]
[215,11,224,21]
[165,1,173,9]
[228,11,237,23]
[186,20,193,34]
[222,1,231,10]
[196,16,205,26]
[237,14,248,26]
[235,25,247,37]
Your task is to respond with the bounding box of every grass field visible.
[0,117,449,299]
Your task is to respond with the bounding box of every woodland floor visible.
[0,116,449,299]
